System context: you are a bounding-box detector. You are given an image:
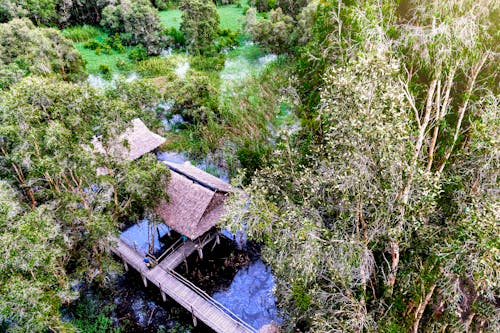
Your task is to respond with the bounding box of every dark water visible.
[212,259,281,330]
[115,220,281,332]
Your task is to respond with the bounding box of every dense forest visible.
[0,0,498,332]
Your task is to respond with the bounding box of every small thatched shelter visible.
[91,118,166,161]
[156,161,233,240]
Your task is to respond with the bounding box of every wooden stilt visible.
[191,306,197,327]
[142,274,148,287]
[197,246,203,260]
[161,291,167,302]
[216,233,220,245]
[123,260,129,272]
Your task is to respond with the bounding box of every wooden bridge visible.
[112,234,258,333]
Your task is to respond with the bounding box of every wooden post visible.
[142,274,148,288]
[184,251,188,272]
[161,291,167,302]
[197,244,203,260]
[123,260,129,272]
[191,306,197,327]
[216,233,220,245]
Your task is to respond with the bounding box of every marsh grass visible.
[163,60,295,176]
[62,25,101,42]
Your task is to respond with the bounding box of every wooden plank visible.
[111,237,255,333]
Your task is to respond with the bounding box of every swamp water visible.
[71,44,283,332]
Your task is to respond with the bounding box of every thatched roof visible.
[163,161,233,193]
[92,118,166,161]
[156,163,233,240]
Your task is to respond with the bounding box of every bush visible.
[237,141,269,184]
[98,64,111,75]
[62,25,101,42]
[128,45,148,62]
[180,0,220,54]
[116,59,131,71]
[190,55,226,72]
[0,19,86,88]
[103,34,125,53]
[164,27,185,48]
[83,40,101,50]
[136,57,176,77]
[101,0,165,55]
[214,28,239,51]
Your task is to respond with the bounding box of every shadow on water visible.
[175,237,281,331]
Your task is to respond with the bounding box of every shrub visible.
[103,34,125,53]
[83,40,101,50]
[62,25,101,42]
[136,57,176,77]
[101,0,165,55]
[180,0,220,54]
[128,45,148,62]
[0,19,86,88]
[164,27,185,48]
[190,55,226,72]
[116,59,131,71]
[98,64,111,75]
[214,29,239,51]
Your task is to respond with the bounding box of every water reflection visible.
[212,259,281,330]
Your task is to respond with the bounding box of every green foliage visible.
[83,39,101,50]
[135,57,176,78]
[0,18,86,89]
[245,7,294,53]
[225,1,499,332]
[237,141,269,184]
[98,64,111,76]
[75,41,134,74]
[190,55,225,72]
[71,295,120,333]
[164,27,185,47]
[128,45,148,62]
[249,0,276,12]
[0,0,58,25]
[0,77,169,331]
[179,0,220,54]
[214,28,239,51]
[62,25,101,42]
[276,0,307,17]
[101,0,165,55]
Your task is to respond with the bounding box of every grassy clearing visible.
[159,1,248,32]
[76,43,134,74]
[159,9,182,30]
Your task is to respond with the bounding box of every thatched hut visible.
[91,118,166,161]
[156,161,233,240]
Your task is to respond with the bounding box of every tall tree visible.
[179,0,219,54]
[0,18,85,89]
[0,77,170,331]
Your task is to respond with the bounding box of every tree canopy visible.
[0,18,85,89]
[179,0,220,54]
[226,0,500,331]
[0,77,170,331]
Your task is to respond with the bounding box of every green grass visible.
[75,32,136,74]
[159,1,248,32]
[62,25,101,42]
[159,9,182,30]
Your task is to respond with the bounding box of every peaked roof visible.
[163,161,233,193]
[156,163,234,239]
[92,118,166,161]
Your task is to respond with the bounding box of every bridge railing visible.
[169,270,258,333]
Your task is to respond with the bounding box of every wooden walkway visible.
[112,236,257,333]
